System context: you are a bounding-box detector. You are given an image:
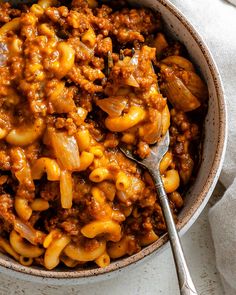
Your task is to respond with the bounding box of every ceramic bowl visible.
[0,0,227,285]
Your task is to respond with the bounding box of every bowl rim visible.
[0,0,227,283]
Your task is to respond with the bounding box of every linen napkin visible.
[169,0,236,294]
[227,0,236,6]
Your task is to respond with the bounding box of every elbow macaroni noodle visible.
[89,167,112,183]
[6,118,45,146]
[78,151,94,171]
[31,157,61,181]
[10,231,44,258]
[95,251,110,268]
[105,106,146,132]
[107,235,134,259]
[0,18,20,37]
[51,42,75,79]
[0,237,20,261]
[19,256,33,266]
[64,240,106,262]
[15,197,32,221]
[81,220,122,242]
[44,234,71,270]
[82,27,97,48]
[31,199,49,211]
[60,255,81,268]
[0,0,204,270]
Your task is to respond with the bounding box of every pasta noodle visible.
[6,118,45,146]
[51,42,75,79]
[0,237,20,261]
[81,220,122,242]
[31,157,61,181]
[89,168,112,183]
[107,235,135,259]
[95,251,110,268]
[10,231,44,258]
[31,199,49,211]
[82,27,96,48]
[44,234,71,270]
[105,106,146,132]
[64,241,106,262]
[19,256,33,266]
[0,18,20,37]
[15,197,32,221]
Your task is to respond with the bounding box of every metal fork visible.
[120,131,198,295]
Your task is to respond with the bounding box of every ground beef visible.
[0,194,15,224]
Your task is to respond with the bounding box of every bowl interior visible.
[0,0,226,284]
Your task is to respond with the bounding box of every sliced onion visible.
[60,170,73,209]
[96,97,128,117]
[0,53,7,67]
[12,148,34,189]
[14,218,45,245]
[161,56,195,72]
[181,71,208,102]
[48,129,80,171]
[179,157,194,185]
[120,52,140,88]
[77,40,94,58]
[160,65,200,112]
[129,52,139,67]
[124,74,139,88]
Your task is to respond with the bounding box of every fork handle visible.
[150,169,198,295]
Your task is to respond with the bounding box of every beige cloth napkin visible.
[169,0,236,294]
[227,0,236,6]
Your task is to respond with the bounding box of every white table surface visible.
[0,182,225,295]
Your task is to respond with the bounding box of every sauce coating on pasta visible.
[0,0,207,269]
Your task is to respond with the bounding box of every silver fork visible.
[120,131,198,295]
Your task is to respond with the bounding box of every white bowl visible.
[0,0,227,285]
